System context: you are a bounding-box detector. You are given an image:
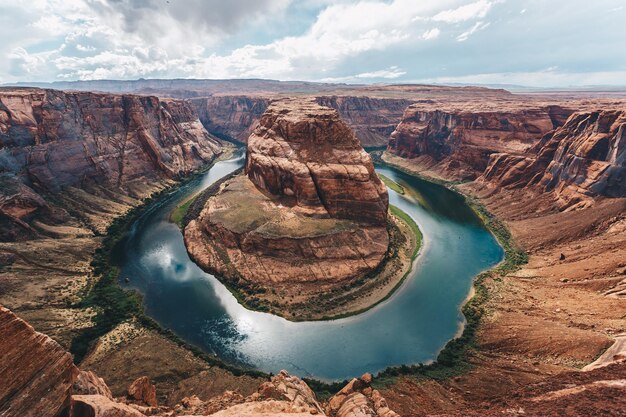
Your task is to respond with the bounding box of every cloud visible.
[432,0,495,23]
[422,28,441,40]
[457,21,490,41]
[1,0,626,87]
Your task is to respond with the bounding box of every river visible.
[114,149,504,381]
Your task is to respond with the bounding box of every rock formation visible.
[387,105,572,180]
[185,98,391,317]
[245,98,388,225]
[480,110,626,208]
[0,88,222,239]
[190,94,412,148]
[126,377,157,407]
[0,305,78,417]
[327,373,399,417]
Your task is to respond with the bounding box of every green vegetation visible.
[170,195,198,227]
[378,173,405,194]
[389,205,421,259]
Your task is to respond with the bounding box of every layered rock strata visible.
[0,305,78,417]
[0,88,222,239]
[316,96,413,147]
[387,105,572,180]
[185,99,391,317]
[190,94,412,148]
[479,110,626,208]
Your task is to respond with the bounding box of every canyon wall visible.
[480,110,626,208]
[316,96,413,147]
[190,95,271,142]
[0,305,78,417]
[191,94,412,148]
[0,88,222,240]
[387,105,572,180]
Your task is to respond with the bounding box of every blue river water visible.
[114,149,503,381]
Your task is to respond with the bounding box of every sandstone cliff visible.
[480,110,626,208]
[246,98,388,225]
[190,94,412,148]
[0,305,78,417]
[0,88,222,239]
[316,96,413,148]
[387,104,572,180]
[190,96,271,142]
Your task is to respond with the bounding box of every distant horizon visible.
[5,77,626,93]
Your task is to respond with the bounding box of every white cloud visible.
[422,28,441,40]
[432,0,495,23]
[457,21,490,41]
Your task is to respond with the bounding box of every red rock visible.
[127,376,157,407]
[72,395,146,417]
[0,88,222,240]
[246,98,388,225]
[480,110,626,208]
[327,373,399,417]
[0,305,78,417]
[388,105,572,180]
[73,370,113,399]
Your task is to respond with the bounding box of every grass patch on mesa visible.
[170,195,198,227]
[378,173,405,194]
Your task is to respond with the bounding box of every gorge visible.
[1,81,625,417]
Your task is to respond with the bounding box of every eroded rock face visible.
[246,98,388,225]
[327,373,399,417]
[0,88,221,192]
[0,88,222,239]
[190,95,271,142]
[190,94,411,148]
[0,305,78,417]
[387,105,571,180]
[480,110,626,208]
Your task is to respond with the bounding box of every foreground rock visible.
[327,373,399,417]
[0,305,78,417]
[184,98,408,319]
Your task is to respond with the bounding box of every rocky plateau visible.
[184,98,420,319]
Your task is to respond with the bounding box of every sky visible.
[1,0,626,87]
